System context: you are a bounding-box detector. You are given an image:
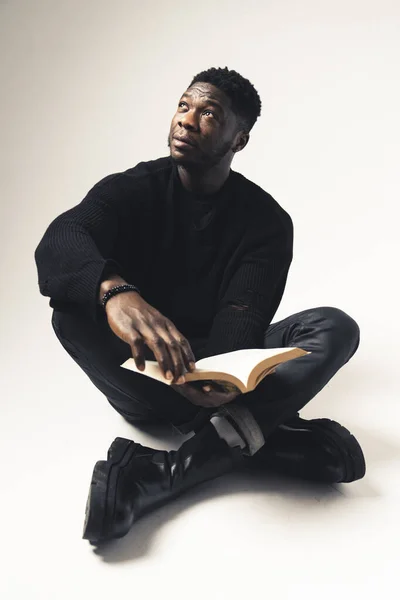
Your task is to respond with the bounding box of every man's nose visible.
[179,111,198,130]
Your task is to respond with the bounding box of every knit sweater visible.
[34,156,293,360]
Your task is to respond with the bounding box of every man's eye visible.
[203,110,214,117]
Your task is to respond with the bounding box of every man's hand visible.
[171,382,241,408]
[101,277,196,384]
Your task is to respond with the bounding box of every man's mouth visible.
[173,135,196,147]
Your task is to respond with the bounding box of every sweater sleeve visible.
[202,210,293,358]
[34,174,128,321]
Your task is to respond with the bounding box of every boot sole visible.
[296,418,366,482]
[82,438,136,543]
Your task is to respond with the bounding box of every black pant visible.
[51,305,360,435]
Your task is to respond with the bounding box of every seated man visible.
[34,66,365,545]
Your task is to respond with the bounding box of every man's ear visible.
[233,131,249,153]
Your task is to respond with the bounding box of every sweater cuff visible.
[84,258,126,322]
[201,306,266,358]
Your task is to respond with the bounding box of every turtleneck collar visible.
[171,159,233,204]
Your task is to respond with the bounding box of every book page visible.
[121,359,171,384]
[195,348,296,388]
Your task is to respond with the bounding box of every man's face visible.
[168,82,241,169]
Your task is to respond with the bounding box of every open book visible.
[121,347,310,394]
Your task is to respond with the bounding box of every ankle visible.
[210,415,247,451]
[216,403,266,457]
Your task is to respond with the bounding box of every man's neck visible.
[177,164,231,195]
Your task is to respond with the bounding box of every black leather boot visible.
[248,416,366,483]
[83,423,243,543]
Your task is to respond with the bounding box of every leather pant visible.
[51,305,360,437]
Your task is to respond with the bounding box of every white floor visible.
[2,300,399,600]
[2,1,400,597]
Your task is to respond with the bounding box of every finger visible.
[128,333,147,371]
[166,323,196,372]
[155,323,188,383]
[166,338,188,383]
[138,322,174,380]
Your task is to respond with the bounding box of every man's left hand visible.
[170,382,241,408]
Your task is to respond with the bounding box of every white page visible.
[121,347,297,386]
[121,358,170,383]
[196,348,295,387]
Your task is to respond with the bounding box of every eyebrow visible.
[180,93,224,112]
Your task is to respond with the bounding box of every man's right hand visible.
[101,279,196,384]
[171,382,241,407]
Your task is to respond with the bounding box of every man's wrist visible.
[98,275,127,304]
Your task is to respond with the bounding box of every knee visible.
[313,306,360,348]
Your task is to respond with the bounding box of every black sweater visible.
[34,156,293,359]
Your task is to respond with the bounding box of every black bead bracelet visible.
[101,284,141,309]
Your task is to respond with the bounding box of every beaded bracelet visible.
[101,284,141,309]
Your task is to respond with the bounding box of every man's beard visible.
[167,135,231,171]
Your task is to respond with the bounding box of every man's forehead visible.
[181,84,230,110]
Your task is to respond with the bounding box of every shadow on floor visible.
[91,464,378,564]
[89,398,395,563]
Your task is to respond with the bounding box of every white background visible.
[1,1,399,598]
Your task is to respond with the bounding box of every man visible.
[35,66,365,545]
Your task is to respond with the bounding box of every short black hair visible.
[188,66,262,133]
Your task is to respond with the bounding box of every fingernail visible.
[203,385,211,392]
[178,376,186,384]
[166,371,173,380]
[189,362,196,371]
